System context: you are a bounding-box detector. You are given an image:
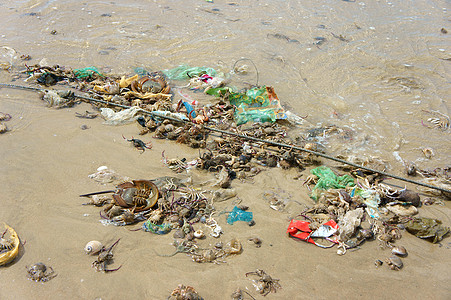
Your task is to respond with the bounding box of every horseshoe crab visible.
[80,180,159,212]
[0,223,20,266]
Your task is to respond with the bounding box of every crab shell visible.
[112,180,159,212]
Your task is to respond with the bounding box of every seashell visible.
[193,230,205,239]
[237,205,249,211]
[374,259,383,267]
[386,255,403,270]
[391,246,408,257]
[359,228,374,240]
[386,204,418,216]
[397,190,420,207]
[84,240,103,255]
[422,147,434,159]
[304,143,317,151]
[173,229,185,239]
[165,124,175,132]
[97,166,108,172]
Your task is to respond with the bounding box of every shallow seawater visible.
[0,0,450,299]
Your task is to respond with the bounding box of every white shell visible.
[84,240,103,255]
[193,230,205,239]
[97,166,108,172]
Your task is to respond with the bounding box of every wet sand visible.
[1,0,450,299]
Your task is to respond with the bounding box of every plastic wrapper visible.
[88,166,129,184]
[163,65,216,81]
[287,219,338,248]
[73,66,102,79]
[228,86,286,125]
[311,166,355,191]
[360,189,381,219]
[227,206,253,224]
[100,107,140,125]
[142,221,172,234]
[338,208,364,242]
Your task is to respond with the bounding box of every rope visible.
[1,82,450,194]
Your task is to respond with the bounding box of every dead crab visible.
[92,238,122,272]
[169,284,203,300]
[245,269,281,296]
[303,174,318,190]
[26,263,57,282]
[162,151,189,173]
[192,249,225,264]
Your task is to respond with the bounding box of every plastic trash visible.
[359,189,381,219]
[142,221,172,234]
[88,166,129,184]
[163,65,216,81]
[42,90,74,108]
[228,86,286,125]
[177,100,196,118]
[227,206,253,224]
[338,208,364,242]
[205,86,233,97]
[100,106,141,125]
[287,219,338,248]
[311,166,355,191]
[73,66,102,79]
[151,110,190,122]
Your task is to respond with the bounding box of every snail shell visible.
[84,240,103,255]
[193,230,205,239]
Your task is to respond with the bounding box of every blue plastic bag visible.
[227,206,253,224]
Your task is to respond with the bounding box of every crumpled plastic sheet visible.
[338,208,364,242]
[287,219,338,248]
[163,65,216,81]
[227,206,253,224]
[88,166,128,184]
[311,166,355,191]
[405,217,450,243]
[142,221,171,234]
[100,106,141,125]
[360,189,381,219]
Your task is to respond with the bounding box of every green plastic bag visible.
[311,166,355,191]
[205,86,233,97]
[228,86,286,125]
[73,66,102,79]
[163,65,216,80]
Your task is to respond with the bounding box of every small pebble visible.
[80,124,89,130]
[248,220,256,226]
